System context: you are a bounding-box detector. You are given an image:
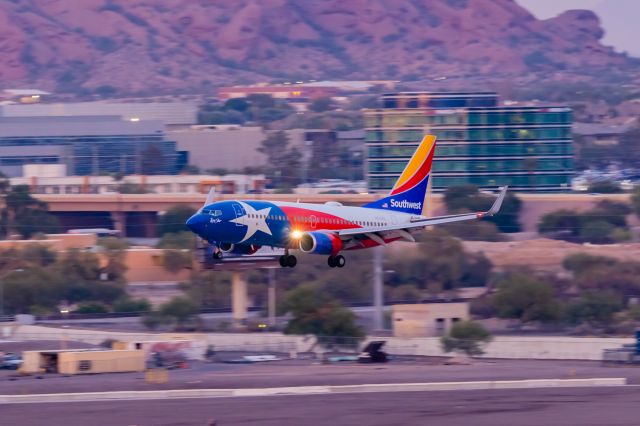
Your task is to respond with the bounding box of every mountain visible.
[0,0,635,95]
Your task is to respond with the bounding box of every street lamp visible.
[0,269,24,317]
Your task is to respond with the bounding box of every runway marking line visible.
[0,378,627,404]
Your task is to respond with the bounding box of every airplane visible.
[186,134,507,268]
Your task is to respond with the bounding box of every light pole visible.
[268,268,277,327]
[373,247,384,332]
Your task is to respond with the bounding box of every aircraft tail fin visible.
[363,134,436,215]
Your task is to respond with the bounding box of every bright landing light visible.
[291,230,303,239]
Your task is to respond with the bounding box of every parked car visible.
[1,353,23,370]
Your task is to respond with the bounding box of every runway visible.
[3,387,639,426]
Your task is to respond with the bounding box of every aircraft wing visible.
[336,186,508,242]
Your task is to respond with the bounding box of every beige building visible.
[170,125,328,171]
[392,302,469,338]
[170,126,268,171]
[21,349,145,375]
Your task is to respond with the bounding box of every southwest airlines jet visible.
[186,135,507,268]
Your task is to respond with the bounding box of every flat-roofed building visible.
[0,100,198,127]
[365,92,573,192]
[0,116,180,177]
[392,301,470,338]
[219,85,338,100]
[9,173,266,195]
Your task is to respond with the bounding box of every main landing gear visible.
[327,255,346,268]
[279,254,297,268]
[210,245,223,260]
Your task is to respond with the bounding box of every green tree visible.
[157,206,197,236]
[565,292,623,327]
[632,186,640,218]
[538,209,581,240]
[140,144,165,175]
[563,253,640,296]
[562,253,617,273]
[113,297,151,313]
[539,201,631,244]
[74,301,109,314]
[4,185,59,238]
[282,284,364,343]
[222,97,251,112]
[258,131,301,189]
[588,180,622,194]
[309,97,335,113]
[19,244,57,268]
[162,249,193,273]
[157,231,195,249]
[440,320,493,356]
[117,182,150,194]
[1,267,62,314]
[387,229,493,292]
[442,220,504,242]
[160,296,199,328]
[491,272,564,323]
[141,310,167,330]
[443,185,521,233]
[246,94,276,109]
[579,220,616,244]
[182,270,231,309]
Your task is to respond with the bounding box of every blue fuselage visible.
[186,200,292,247]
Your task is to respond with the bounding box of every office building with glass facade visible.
[0,116,182,177]
[365,92,573,192]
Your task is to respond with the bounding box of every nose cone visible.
[186,213,206,234]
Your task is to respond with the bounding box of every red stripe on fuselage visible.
[279,206,362,232]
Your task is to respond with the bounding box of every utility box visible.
[392,302,470,337]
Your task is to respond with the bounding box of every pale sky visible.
[516,0,640,57]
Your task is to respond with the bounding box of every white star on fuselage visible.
[230,201,273,243]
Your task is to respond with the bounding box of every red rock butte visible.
[0,0,631,94]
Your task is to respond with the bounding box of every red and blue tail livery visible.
[362,134,436,215]
[186,135,507,268]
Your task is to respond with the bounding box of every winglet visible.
[486,186,508,217]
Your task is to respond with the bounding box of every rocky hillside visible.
[0,0,634,95]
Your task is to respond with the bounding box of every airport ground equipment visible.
[357,341,388,363]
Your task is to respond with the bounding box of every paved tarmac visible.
[3,387,640,426]
[1,358,638,395]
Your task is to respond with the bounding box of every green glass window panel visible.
[368,162,410,173]
[431,158,572,173]
[432,174,570,188]
[369,146,417,158]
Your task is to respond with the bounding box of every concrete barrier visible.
[0,378,626,404]
[9,324,636,361]
[376,335,634,361]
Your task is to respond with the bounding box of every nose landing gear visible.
[328,255,345,268]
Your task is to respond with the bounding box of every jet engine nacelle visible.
[219,242,260,255]
[299,231,343,255]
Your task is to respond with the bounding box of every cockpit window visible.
[211,210,222,217]
[201,209,210,214]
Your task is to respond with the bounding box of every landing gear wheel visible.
[280,255,297,268]
[328,256,337,268]
[212,250,223,260]
[335,255,345,268]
